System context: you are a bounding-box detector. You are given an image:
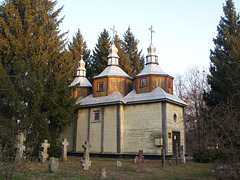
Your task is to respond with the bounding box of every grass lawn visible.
[1,156,214,180]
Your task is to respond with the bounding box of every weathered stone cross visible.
[81,141,92,170]
[15,133,26,160]
[136,150,144,172]
[110,25,117,40]
[62,138,69,161]
[148,25,155,43]
[41,139,50,163]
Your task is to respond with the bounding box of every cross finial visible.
[148,25,155,43]
[110,25,117,41]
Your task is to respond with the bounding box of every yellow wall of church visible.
[166,103,185,154]
[103,105,117,153]
[76,108,88,152]
[122,103,162,154]
[89,115,102,153]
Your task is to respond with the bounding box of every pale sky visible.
[23,1,240,75]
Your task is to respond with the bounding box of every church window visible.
[168,80,172,88]
[140,78,147,87]
[128,83,132,93]
[173,113,177,122]
[93,110,100,122]
[97,82,104,91]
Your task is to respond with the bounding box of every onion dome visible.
[94,42,131,79]
[71,55,92,87]
[146,43,158,64]
[107,43,119,66]
[76,55,86,77]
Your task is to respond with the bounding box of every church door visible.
[172,131,180,157]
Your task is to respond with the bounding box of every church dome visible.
[146,43,158,64]
[107,43,119,66]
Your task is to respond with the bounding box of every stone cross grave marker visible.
[136,150,144,172]
[41,139,50,163]
[81,141,92,170]
[180,145,186,163]
[62,138,69,161]
[15,133,26,161]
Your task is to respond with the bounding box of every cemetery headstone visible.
[136,150,144,172]
[48,157,59,173]
[41,139,50,163]
[180,145,186,163]
[99,167,107,179]
[81,141,92,170]
[134,156,138,164]
[15,133,26,161]
[62,138,69,161]
[116,161,122,167]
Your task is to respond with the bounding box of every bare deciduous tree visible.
[174,66,210,150]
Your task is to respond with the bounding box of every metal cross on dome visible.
[110,25,117,41]
[149,25,155,43]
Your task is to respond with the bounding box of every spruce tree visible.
[92,29,111,76]
[0,0,77,157]
[122,27,144,77]
[205,0,240,108]
[68,29,91,79]
[114,35,132,76]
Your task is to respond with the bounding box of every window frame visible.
[140,78,147,87]
[93,110,101,122]
[97,82,104,92]
[173,113,177,122]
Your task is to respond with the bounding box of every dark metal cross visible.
[110,25,117,40]
[148,25,155,43]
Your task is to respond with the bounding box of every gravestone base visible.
[81,159,92,171]
[48,157,59,173]
[99,167,107,179]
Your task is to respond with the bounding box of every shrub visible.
[48,142,62,159]
[193,149,223,163]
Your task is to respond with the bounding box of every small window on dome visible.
[168,80,172,88]
[140,78,147,87]
[97,82,104,92]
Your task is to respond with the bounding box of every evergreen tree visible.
[205,0,240,108]
[114,35,132,76]
[122,27,144,77]
[0,0,77,157]
[92,29,111,76]
[68,29,91,79]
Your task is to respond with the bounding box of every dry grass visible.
[1,156,214,180]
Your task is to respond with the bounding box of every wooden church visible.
[60,30,186,157]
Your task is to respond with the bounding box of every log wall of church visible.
[76,87,91,98]
[122,103,162,154]
[166,103,185,154]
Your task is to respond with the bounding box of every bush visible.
[193,149,223,163]
[48,142,62,159]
